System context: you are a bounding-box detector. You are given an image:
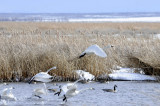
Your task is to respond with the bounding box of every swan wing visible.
[34,88,46,95]
[83,44,107,58]
[34,72,53,79]
[76,70,95,80]
[29,72,53,83]
[33,73,53,82]
[61,83,77,93]
[66,87,77,95]
[83,72,95,80]
[2,88,8,95]
[28,76,35,84]
[61,84,69,93]
[34,77,53,82]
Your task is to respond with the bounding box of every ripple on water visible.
[0,81,160,106]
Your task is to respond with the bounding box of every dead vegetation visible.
[0,22,160,82]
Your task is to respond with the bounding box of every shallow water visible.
[0,81,160,106]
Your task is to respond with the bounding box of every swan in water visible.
[0,83,8,88]
[54,78,83,96]
[0,100,7,106]
[61,87,95,102]
[32,83,48,98]
[28,66,56,84]
[79,44,113,58]
[47,83,59,93]
[102,85,117,93]
[75,70,95,83]
[1,87,17,101]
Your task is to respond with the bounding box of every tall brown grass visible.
[0,22,160,82]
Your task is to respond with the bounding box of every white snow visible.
[113,67,144,74]
[75,70,95,81]
[153,34,160,39]
[109,72,156,81]
[80,44,107,58]
[68,17,160,22]
[109,67,156,81]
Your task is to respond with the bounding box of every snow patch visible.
[109,67,156,81]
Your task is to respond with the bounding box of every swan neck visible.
[46,66,56,73]
[43,83,48,94]
[114,86,116,91]
[73,79,83,85]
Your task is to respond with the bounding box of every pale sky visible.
[0,0,160,13]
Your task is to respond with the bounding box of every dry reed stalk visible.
[0,22,160,82]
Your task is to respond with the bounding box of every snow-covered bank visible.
[109,67,156,81]
[109,72,156,81]
[68,17,160,22]
[1,13,160,22]
[75,68,156,81]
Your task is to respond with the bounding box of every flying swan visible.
[28,66,56,84]
[79,44,113,58]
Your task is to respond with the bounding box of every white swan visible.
[0,83,8,88]
[28,66,56,84]
[32,83,48,98]
[0,100,7,106]
[61,87,94,102]
[79,44,108,58]
[54,79,83,96]
[1,87,17,101]
[47,83,59,93]
[75,70,95,82]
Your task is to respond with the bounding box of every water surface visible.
[0,81,160,106]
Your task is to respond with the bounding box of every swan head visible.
[110,45,114,48]
[59,85,62,89]
[114,85,117,88]
[114,85,117,91]
[53,66,57,69]
[103,44,114,49]
[90,88,95,90]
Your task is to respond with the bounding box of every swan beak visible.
[111,45,114,48]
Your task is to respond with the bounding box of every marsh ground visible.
[0,22,160,81]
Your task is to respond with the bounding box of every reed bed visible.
[0,22,160,82]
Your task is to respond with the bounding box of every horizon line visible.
[0,12,160,14]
